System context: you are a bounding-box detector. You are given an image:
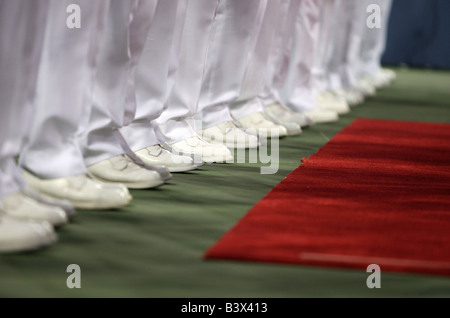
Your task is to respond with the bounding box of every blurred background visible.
[383,0,450,69]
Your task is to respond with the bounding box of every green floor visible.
[1,68,450,298]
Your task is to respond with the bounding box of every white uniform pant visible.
[312,0,339,94]
[83,0,159,166]
[230,0,281,120]
[156,0,220,143]
[331,0,366,88]
[119,0,181,152]
[324,0,347,89]
[0,0,48,197]
[20,0,110,179]
[359,0,393,77]
[259,0,302,108]
[279,0,321,113]
[197,0,268,129]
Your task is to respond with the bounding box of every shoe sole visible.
[167,164,200,173]
[319,106,350,115]
[91,175,165,190]
[202,154,234,164]
[208,140,260,150]
[171,150,233,164]
[6,211,69,228]
[337,108,351,115]
[37,191,132,210]
[313,117,340,124]
[0,234,58,254]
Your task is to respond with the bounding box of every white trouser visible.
[230,0,281,120]
[260,0,302,108]
[325,0,346,91]
[312,0,339,94]
[279,0,321,112]
[197,0,268,129]
[20,0,110,179]
[335,0,367,88]
[0,0,48,197]
[359,0,393,77]
[83,0,159,166]
[119,0,181,152]
[156,0,220,143]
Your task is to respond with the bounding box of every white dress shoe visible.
[344,89,365,106]
[316,92,351,115]
[262,112,302,136]
[88,155,165,189]
[22,186,76,220]
[135,144,199,172]
[371,69,396,88]
[265,103,314,128]
[199,121,260,149]
[277,121,301,136]
[355,77,376,97]
[332,88,364,107]
[0,212,57,253]
[302,107,339,124]
[170,135,233,164]
[236,112,288,138]
[23,171,132,210]
[2,191,68,227]
[381,68,396,82]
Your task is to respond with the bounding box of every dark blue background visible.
[382,0,450,69]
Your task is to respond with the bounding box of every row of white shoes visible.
[0,187,75,253]
[1,69,396,253]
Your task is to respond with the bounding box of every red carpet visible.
[205,119,450,276]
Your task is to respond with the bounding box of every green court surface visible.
[1,68,449,298]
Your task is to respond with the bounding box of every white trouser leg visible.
[120,0,181,152]
[327,0,349,90]
[230,0,280,120]
[83,0,159,166]
[338,0,366,88]
[156,0,220,143]
[324,0,344,91]
[0,0,48,197]
[20,0,110,179]
[359,0,393,77]
[197,0,267,128]
[312,0,338,94]
[279,0,321,112]
[260,0,302,107]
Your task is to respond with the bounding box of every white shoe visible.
[2,191,68,227]
[135,145,199,172]
[23,171,132,210]
[170,135,233,164]
[316,92,351,114]
[22,186,76,220]
[265,103,314,128]
[237,112,288,138]
[371,69,396,88]
[381,68,397,82]
[332,89,364,107]
[344,89,365,106]
[262,107,302,136]
[303,107,339,124]
[356,77,376,97]
[0,212,57,253]
[199,121,260,149]
[88,155,165,189]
